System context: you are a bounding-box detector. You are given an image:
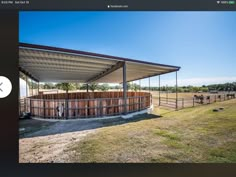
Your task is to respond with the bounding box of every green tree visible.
[133,83,140,91]
[75,83,81,90]
[31,81,38,89]
[100,84,109,91]
[55,83,76,94]
[191,87,200,93]
[89,83,98,92]
[127,82,133,91]
[201,87,208,92]
[80,83,88,90]
[43,83,55,89]
[38,84,44,89]
[115,85,122,91]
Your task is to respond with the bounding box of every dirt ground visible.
[19,129,96,163]
[19,118,115,163]
[19,114,157,163]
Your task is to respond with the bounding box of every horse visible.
[194,95,204,104]
[227,93,235,99]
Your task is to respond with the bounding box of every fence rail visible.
[158,93,236,110]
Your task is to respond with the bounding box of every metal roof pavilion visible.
[19,43,180,83]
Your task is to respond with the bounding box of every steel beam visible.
[127,69,179,83]
[19,66,39,82]
[87,61,124,83]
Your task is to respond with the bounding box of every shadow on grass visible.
[19,113,161,139]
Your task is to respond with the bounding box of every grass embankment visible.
[65,99,236,162]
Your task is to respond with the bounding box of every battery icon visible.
[229,1,235,4]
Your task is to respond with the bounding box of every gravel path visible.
[19,129,96,163]
[19,117,124,138]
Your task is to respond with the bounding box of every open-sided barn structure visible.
[19,43,180,119]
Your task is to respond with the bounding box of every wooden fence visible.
[21,92,151,119]
[158,93,235,110]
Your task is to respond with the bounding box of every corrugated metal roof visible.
[19,43,180,83]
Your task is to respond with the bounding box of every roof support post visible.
[31,79,33,96]
[149,77,152,106]
[57,87,59,99]
[176,71,178,110]
[159,75,161,106]
[132,81,133,91]
[37,82,39,96]
[123,62,127,114]
[26,75,28,97]
[86,83,88,93]
[149,77,150,93]
[139,79,141,92]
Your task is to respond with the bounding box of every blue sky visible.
[19,11,236,86]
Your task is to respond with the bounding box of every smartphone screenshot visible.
[0,0,236,176]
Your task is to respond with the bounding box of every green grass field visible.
[65,99,236,163]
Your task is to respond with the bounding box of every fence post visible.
[175,98,178,111]
[182,98,184,108]
[43,100,46,118]
[193,98,195,107]
[215,95,216,102]
[139,96,141,111]
[24,98,26,114]
[66,99,69,119]
[144,96,146,109]
[150,94,152,106]
[100,99,102,117]
[29,99,32,115]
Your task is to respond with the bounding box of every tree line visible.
[142,82,236,92]
[37,82,141,92]
[35,82,236,93]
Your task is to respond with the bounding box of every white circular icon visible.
[0,76,12,98]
